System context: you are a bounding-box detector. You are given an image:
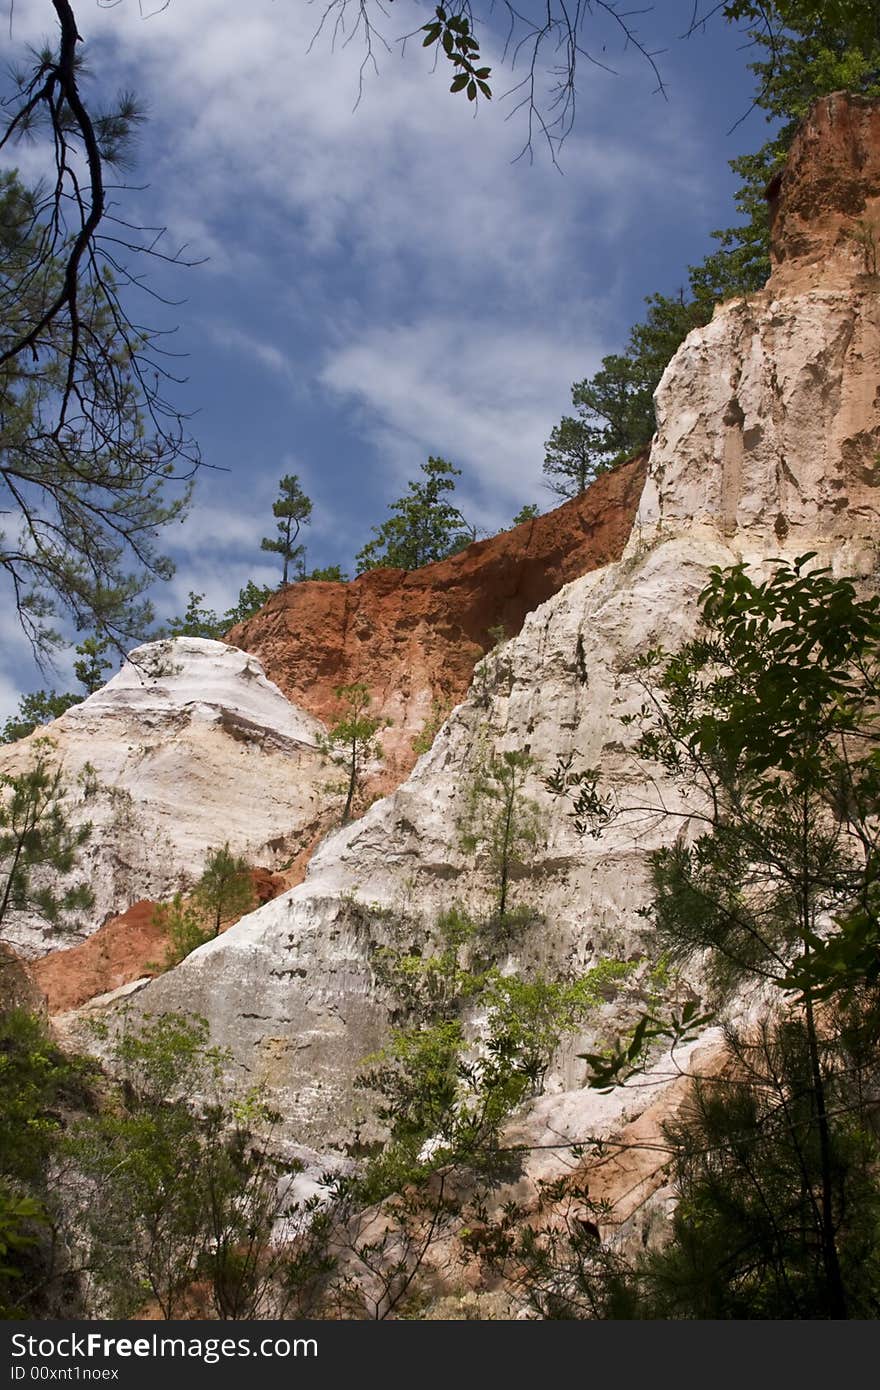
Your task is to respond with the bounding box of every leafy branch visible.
[421,6,492,102]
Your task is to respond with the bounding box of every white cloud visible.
[0,672,24,725]
[171,500,271,557]
[44,0,704,521]
[158,559,279,623]
[12,0,707,307]
[320,316,603,524]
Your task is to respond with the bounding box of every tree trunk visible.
[342,739,357,824]
[498,778,515,921]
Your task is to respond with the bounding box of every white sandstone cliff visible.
[0,638,328,957]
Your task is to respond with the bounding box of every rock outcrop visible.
[1,466,645,984]
[13,92,876,1284]
[0,639,328,957]
[229,456,647,770]
[100,94,880,1166]
[32,868,286,1015]
[768,91,880,292]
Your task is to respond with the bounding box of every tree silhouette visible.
[261,475,313,587]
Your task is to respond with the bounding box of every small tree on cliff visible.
[72,636,113,695]
[223,581,274,627]
[159,591,225,641]
[0,1005,95,1318]
[0,741,93,936]
[355,458,476,573]
[161,582,275,640]
[153,893,212,970]
[543,414,603,499]
[194,843,256,938]
[154,844,257,968]
[458,749,544,929]
[1,692,82,745]
[72,1012,316,1320]
[302,564,348,583]
[318,683,386,825]
[0,634,113,744]
[261,475,313,587]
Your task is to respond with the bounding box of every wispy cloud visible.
[171,502,271,557]
[158,560,279,623]
[206,323,297,382]
[54,0,706,532]
[321,316,602,524]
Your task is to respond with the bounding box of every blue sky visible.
[1,0,771,714]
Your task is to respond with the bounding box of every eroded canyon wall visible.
[107,94,880,1156]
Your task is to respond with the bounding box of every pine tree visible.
[158,592,224,641]
[302,564,348,583]
[0,741,93,934]
[1,693,81,745]
[543,415,605,499]
[0,172,193,656]
[261,475,313,586]
[318,683,386,824]
[193,844,256,938]
[458,749,544,927]
[551,555,880,1317]
[511,504,540,526]
[355,458,476,573]
[223,581,274,626]
[543,294,705,497]
[72,636,113,695]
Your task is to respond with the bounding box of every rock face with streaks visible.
[106,95,880,1153]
